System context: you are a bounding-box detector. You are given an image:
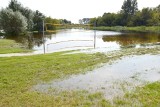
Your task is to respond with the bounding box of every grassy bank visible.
[0,39,31,54]
[0,46,160,106]
[92,26,160,33]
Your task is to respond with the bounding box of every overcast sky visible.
[0,0,160,23]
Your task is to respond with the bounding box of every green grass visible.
[113,82,160,107]
[0,39,31,54]
[0,52,110,107]
[0,46,160,106]
[92,26,160,33]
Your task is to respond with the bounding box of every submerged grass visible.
[0,46,160,106]
[0,39,31,54]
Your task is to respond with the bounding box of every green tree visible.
[45,17,61,24]
[8,0,34,31]
[8,0,22,11]
[33,10,45,32]
[89,18,97,25]
[132,11,143,26]
[114,13,124,26]
[150,5,160,26]
[96,17,104,26]
[102,13,116,26]
[121,0,138,15]
[140,8,153,26]
[61,19,71,24]
[0,8,27,36]
[121,0,138,26]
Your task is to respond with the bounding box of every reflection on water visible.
[5,29,160,53]
[5,33,53,51]
[102,33,160,47]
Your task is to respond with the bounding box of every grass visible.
[113,82,160,107]
[92,26,160,33]
[0,52,110,106]
[0,39,31,54]
[0,46,160,106]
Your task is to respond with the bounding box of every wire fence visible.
[46,40,94,52]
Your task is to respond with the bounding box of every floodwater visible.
[5,29,160,53]
[33,54,160,99]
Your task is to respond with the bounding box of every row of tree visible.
[45,17,71,30]
[90,0,160,27]
[0,0,71,36]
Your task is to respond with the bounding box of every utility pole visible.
[43,19,46,54]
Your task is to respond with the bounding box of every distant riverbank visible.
[91,26,160,34]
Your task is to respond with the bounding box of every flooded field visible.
[3,29,160,99]
[33,54,160,99]
[5,29,160,53]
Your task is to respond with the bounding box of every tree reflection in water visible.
[102,33,160,48]
[5,32,53,49]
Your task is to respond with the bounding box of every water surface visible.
[5,29,160,53]
[33,54,160,99]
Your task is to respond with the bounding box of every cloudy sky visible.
[0,0,160,23]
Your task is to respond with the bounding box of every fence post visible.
[94,21,96,49]
[43,19,46,54]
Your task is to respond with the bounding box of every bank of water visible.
[33,54,160,100]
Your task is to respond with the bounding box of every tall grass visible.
[0,39,31,54]
[92,26,160,33]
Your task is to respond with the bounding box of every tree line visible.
[90,0,160,27]
[0,0,71,36]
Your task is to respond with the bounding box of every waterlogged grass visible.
[0,52,110,106]
[93,26,160,33]
[0,46,160,106]
[113,82,160,107]
[0,39,31,54]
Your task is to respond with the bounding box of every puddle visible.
[33,54,160,100]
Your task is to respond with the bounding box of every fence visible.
[46,39,95,52]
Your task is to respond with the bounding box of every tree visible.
[121,0,138,26]
[81,18,90,24]
[96,17,104,26]
[140,8,153,26]
[8,0,22,11]
[32,10,45,32]
[0,8,27,36]
[114,13,124,26]
[151,5,160,26]
[121,0,138,15]
[101,13,116,26]
[131,11,143,26]
[61,19,71,24]
[79,19,83,24]
[8,0,34,31]
[45,17,61,24]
